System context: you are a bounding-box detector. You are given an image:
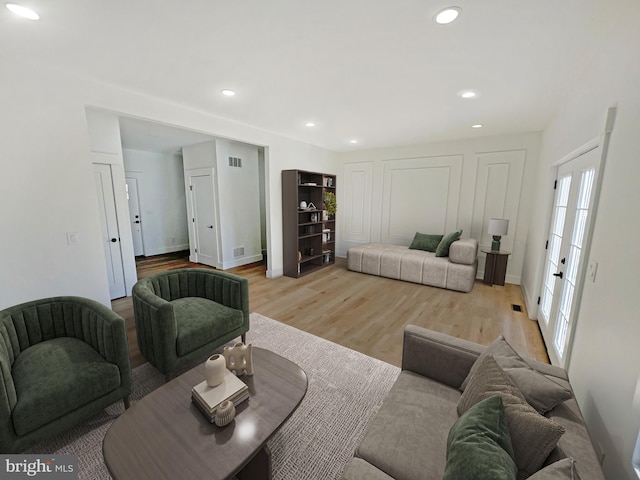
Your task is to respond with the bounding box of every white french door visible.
[538,146,602,367]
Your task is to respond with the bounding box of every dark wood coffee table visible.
[103,348,307,480]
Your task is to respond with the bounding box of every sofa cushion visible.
[409,232,443,252]
[461,335,572,413]
[356,370,460,480]
[11,337,120,436]
[340,458,395,480]
[528,458,581,479]
[174,297,244,356]
[458,355,565,480]
[547,392,605,480]
[444,396,517,480]
[449,238,478,265]
[435,229,462,257]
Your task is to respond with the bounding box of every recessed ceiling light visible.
[5,3,39,20]
[305,122,316,127]
[349,139,358,144]
[434,6,461,25]
[459,90,477,99]
[471,124,483,128]
[221,89,236,97]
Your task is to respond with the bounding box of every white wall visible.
[337,133,541,284]
[123,149,189,256]
[0,58,336,309]
[520,1,640,477]
[215,139,263,269]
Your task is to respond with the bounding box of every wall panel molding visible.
[342,162,373,244]
[380,155,463,245]
[471,150,525,253]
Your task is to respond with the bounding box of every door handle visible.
[553,271,563,279]
[560,257,566,264]
[110,238,118,243]
[207,225,214,229]
[134,221,140,224]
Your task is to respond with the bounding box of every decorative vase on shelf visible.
[205,354,226,387]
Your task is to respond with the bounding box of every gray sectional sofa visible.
[340,326,605,480]
[347,238,478,292]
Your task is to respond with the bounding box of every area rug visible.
[26,313,400,480]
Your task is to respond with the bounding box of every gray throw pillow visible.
[460,335,573,414]
[444,395,517,480]
[458,355,566,480]
[408,232,443,252]
[435,229,462,257]
[528,458,581,479]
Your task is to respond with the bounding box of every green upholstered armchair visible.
[132,268,250,380]
[0,296,132,453]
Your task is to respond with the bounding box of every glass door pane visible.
[553,168,595,357]
[539,175,571,323]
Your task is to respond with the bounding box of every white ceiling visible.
[1,0,612,152]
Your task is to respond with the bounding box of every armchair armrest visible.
[132,283,178,373]
[402,325,483,389]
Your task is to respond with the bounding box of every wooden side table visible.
[481,249,511,286]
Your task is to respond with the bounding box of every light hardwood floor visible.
[112,252,549,369]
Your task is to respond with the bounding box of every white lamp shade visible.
[488,218,509,236]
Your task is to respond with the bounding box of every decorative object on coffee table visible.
[224,342,254,376]
[205,354,226,387]
[104,347,308,480]
[214,400,236,427]
[192,369,249,423]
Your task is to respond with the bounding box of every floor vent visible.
[511,304,523,312]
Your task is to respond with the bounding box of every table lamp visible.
[488,218,509,251]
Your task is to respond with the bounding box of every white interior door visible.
[94,163,126,299]
[189,172,220,268]
[125,177,144,256]
[539,146,601,366]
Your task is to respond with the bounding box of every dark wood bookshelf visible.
[282,170,337,278]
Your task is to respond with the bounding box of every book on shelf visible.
[191,369,249,416]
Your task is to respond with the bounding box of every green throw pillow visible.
[409,232,443,252]
[435,229,462,257]
[444,396,517,480]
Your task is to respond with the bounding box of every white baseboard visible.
[144,244,190,257]
[505,274,521,285]
[521,281,538,320]
[267,268,283,278]
[476,269,521,285]
[221,254,264,270]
